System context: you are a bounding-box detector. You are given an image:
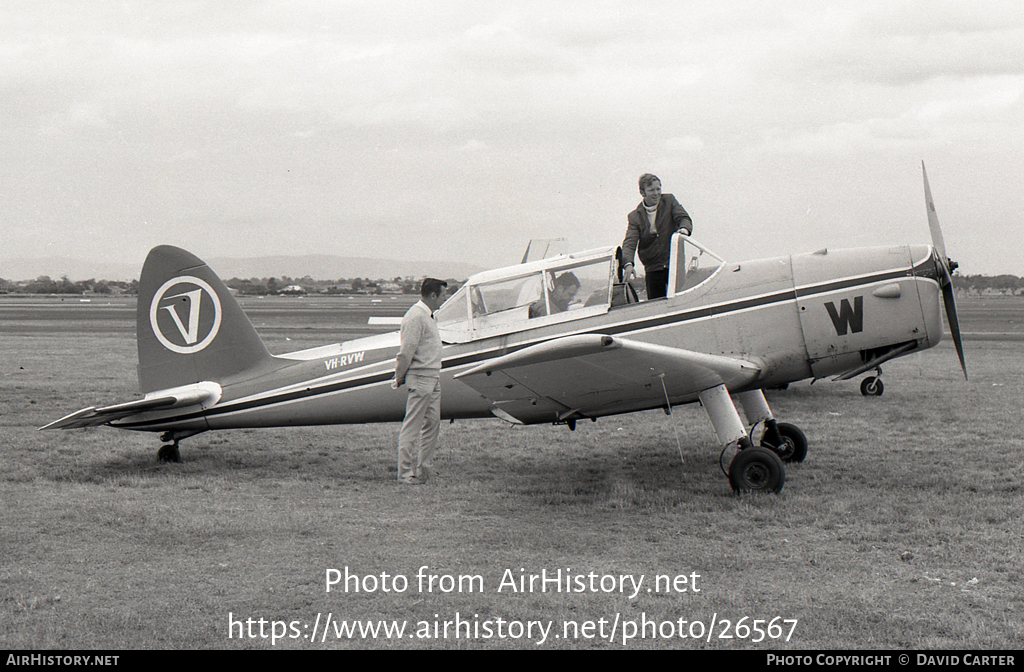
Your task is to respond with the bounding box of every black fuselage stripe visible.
[119,265,926,428]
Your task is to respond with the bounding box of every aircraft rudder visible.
[137,245,275,393]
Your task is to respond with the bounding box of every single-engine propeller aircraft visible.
[43,164,966,493]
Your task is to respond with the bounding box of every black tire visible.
[860,376,884,396]
[157,444,181,463]
[729,446,785,494]
[766,422,808,463]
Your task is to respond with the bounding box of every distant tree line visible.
[0,276,138,295]
[952,274,1024,294]
[0,271,1018,296]
[224,276,463,296]
[0,273,465,296]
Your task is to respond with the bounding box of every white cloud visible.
[915,79,1023,121]
[665,136,704,153]
[1,1,1022,274]
[455,139,490,153]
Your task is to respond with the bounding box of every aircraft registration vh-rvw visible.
[43,164,967,493]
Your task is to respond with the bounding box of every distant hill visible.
[0,258,140,283]
[0,254,485,283]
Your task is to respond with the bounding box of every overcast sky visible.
[2,1,1022,276]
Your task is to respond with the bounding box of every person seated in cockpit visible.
[529,272,580,318]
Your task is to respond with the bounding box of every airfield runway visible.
[2,293,1022,649]
[0,294,419,346]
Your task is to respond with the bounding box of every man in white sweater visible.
[393,278,448,484]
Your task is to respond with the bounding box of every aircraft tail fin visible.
[137,245,277,393]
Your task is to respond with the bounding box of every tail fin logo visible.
[150,276,223,354]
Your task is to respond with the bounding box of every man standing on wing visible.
[393,278,448,484]
[621,173,693,300]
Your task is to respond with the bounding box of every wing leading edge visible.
[454,334,761,424]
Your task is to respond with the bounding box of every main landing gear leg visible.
[699,385,785,493]
[736,389,808,463]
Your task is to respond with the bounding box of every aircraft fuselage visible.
[113,243,941,434]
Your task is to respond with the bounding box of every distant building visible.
[279,285,307,296]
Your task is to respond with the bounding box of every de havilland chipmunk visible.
[42,164,967,493]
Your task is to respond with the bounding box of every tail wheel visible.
[860,376,884,396]
[157,444,181,463]
[729,447,785,494]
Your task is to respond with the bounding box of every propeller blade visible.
[922,161,948,267]
[923,162,967,380]
[939,260,968,380]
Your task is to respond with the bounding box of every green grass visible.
[2,302,1023,649]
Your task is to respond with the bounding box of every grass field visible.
[1,296,1022,649]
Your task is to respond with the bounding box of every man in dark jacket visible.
[621,173,692,300]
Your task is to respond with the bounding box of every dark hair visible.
[420,277,448,298]
[554,271,580,289]
[638,173,661,194]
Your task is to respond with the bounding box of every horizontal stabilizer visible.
[40,397,178,430]
[40,384,220,430]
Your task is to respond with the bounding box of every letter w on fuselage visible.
[824,296,864,336]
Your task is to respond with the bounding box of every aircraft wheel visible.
[860,376,884,396]
[764,422,808,463]
[157,444,181,463]
[729,446,785,494]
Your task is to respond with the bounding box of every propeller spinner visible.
[922,161,967,380]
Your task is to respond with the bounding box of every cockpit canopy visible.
[435,234,724,343]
